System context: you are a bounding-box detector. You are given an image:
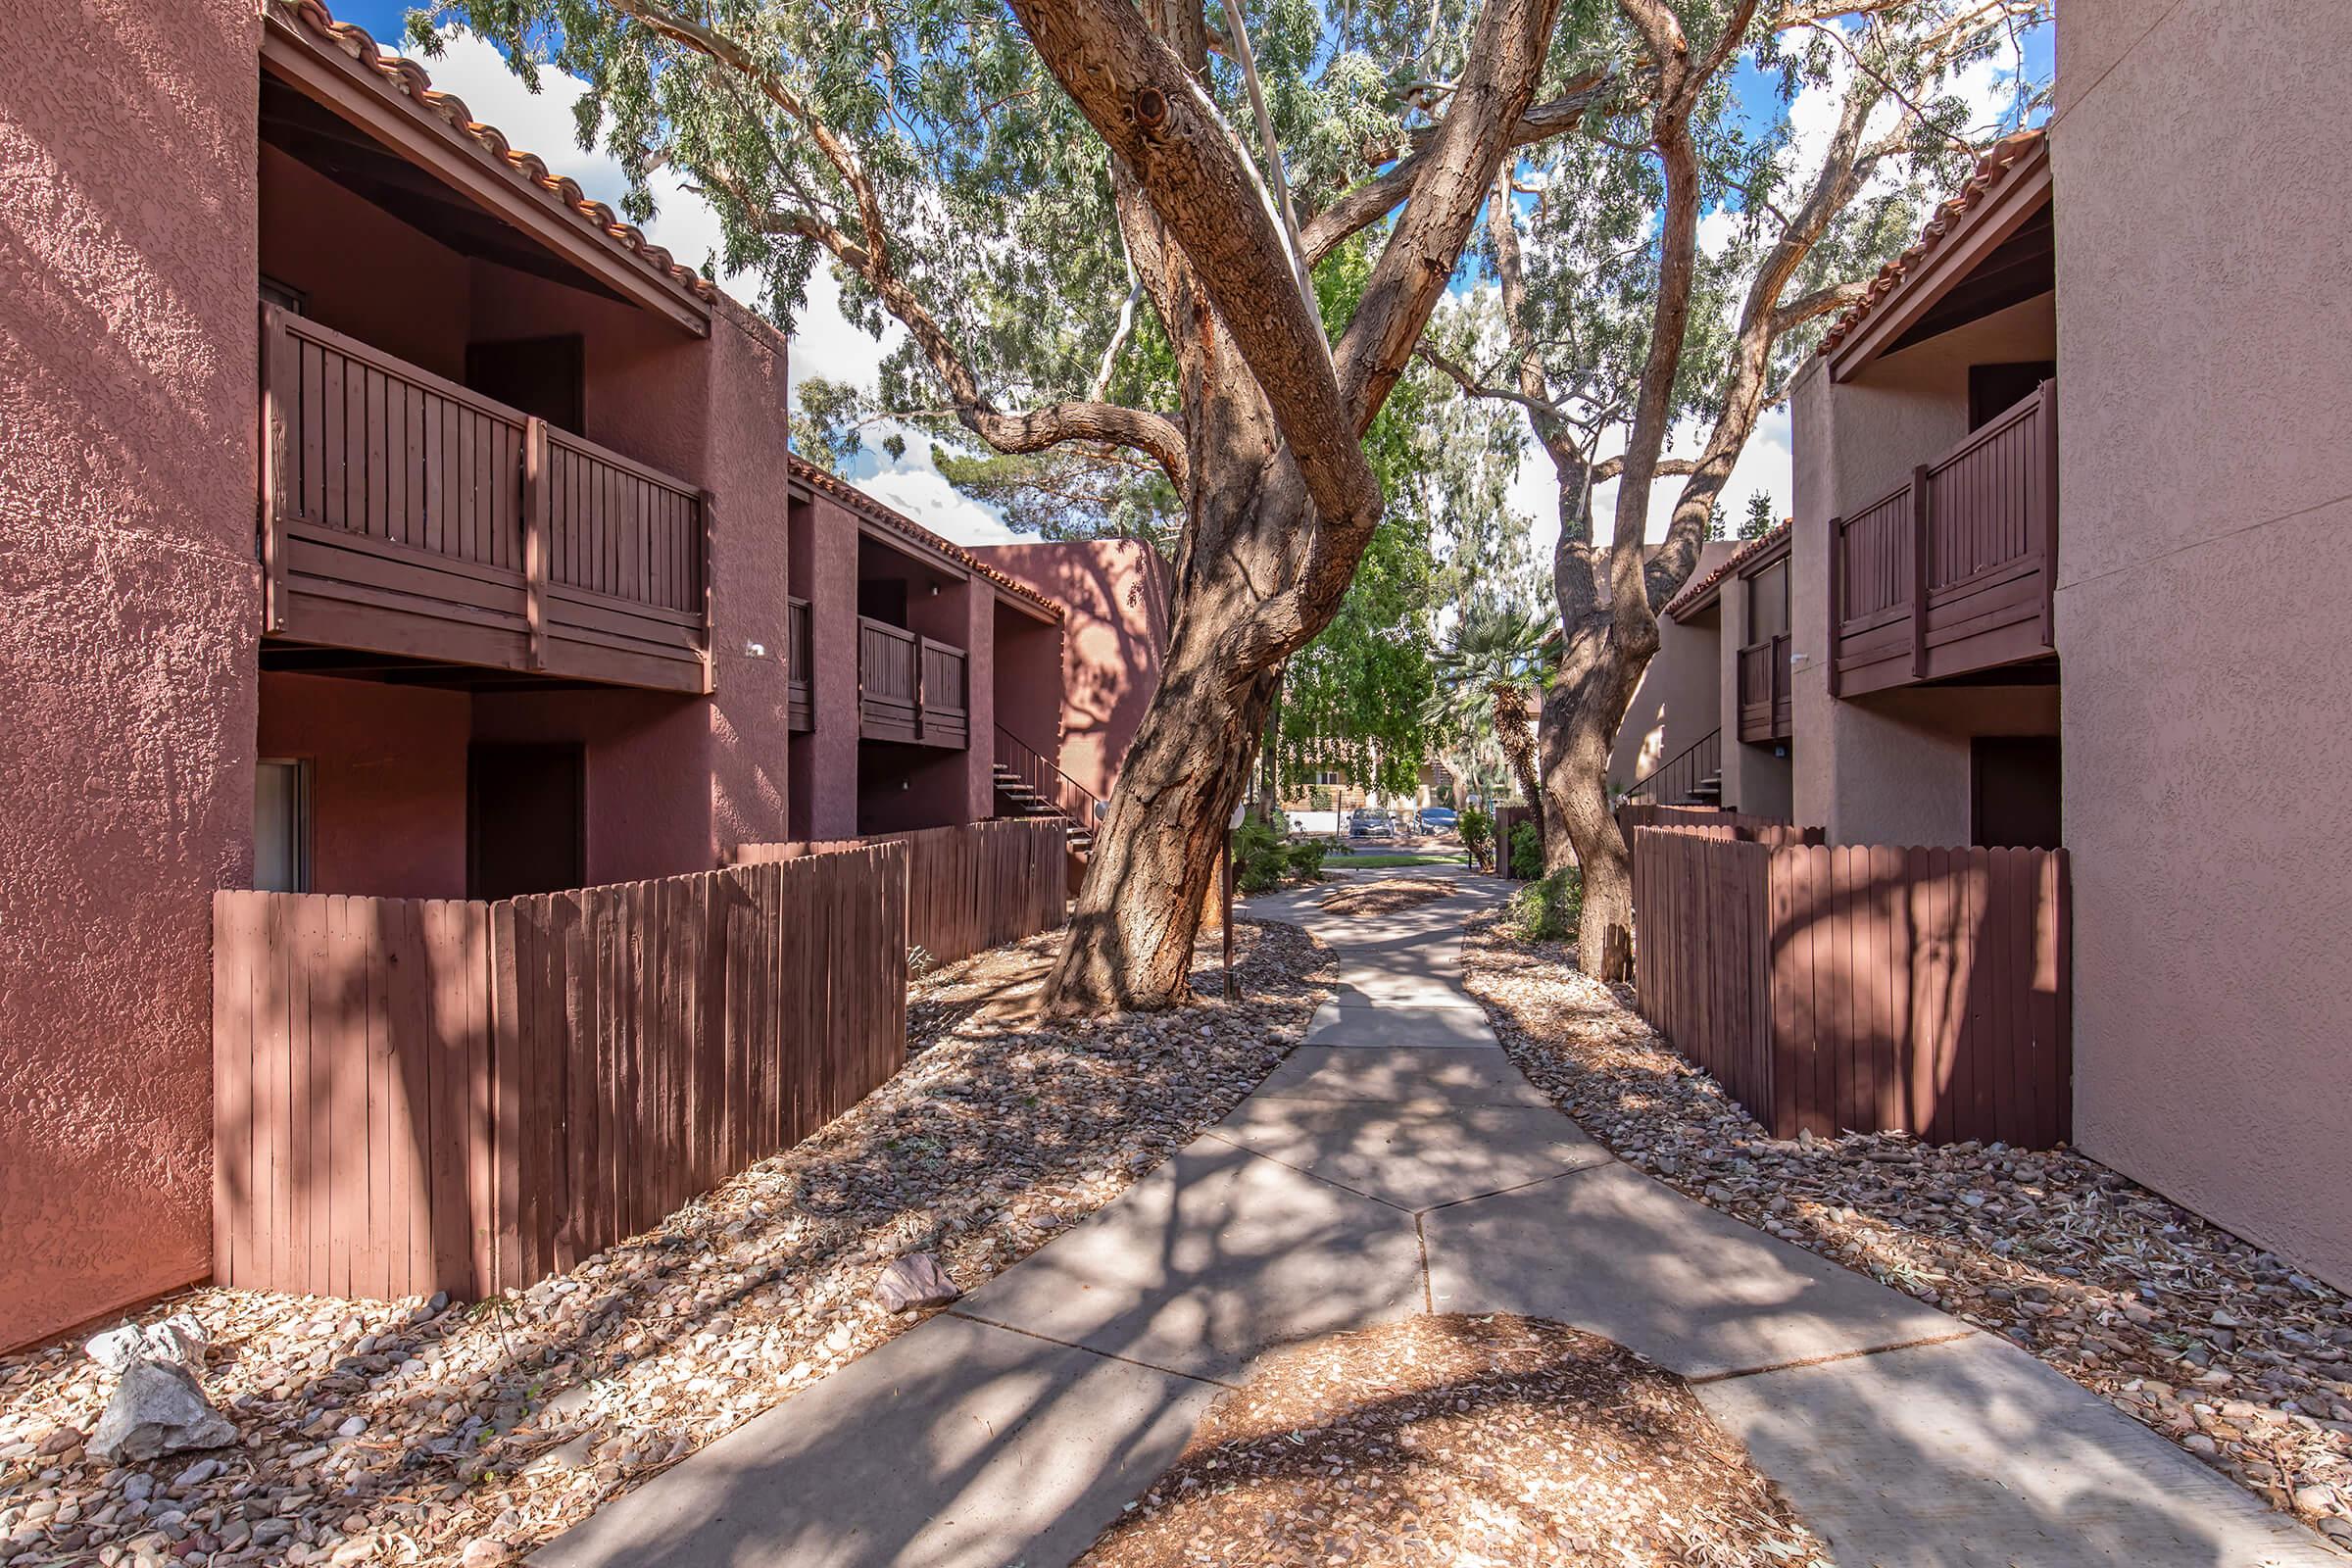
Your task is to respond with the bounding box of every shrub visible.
[1507,866,1584,943]
[1459,807,1494,868]
[1509,819,1543,878]
[1232,818,1289,894]
[1285,838,1330,881]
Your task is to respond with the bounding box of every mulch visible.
[0,920,1333,1568]
[1077,1313,1828,1568]
[1313,877,1458,918]
[1461,912,2352,1552]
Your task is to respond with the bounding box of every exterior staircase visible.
[992,762,1096,857]
[1683,770,1724,807]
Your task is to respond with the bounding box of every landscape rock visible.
[871,1252,960,1313]
[87,1362,236,1464]
[85,1315,208,1374]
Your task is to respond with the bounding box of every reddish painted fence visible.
[1616,804,1823,849]
[735,818,1066,967]
[1632,826,2071,1147]
[213,845,907,1300]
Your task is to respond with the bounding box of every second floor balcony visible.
[1828,380,2057,697]
[258,307,710,694]
[858,616,969,749]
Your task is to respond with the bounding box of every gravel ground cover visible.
[1462,913,2352,1552]
[0,920,1331,1568]
[1076,1312,1827,1568]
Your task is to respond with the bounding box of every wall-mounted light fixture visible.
[744,640,767,659]
[928,583,940,598]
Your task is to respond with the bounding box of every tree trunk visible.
[1540,609,1651,981]
[1045,602,1280,1011]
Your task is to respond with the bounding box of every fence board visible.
[216,845,914,1301]
[1630,827,2070,1147]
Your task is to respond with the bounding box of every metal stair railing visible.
[1623,726,1722,806]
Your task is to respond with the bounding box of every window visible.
[253,759,312,893]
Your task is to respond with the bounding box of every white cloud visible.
[411,29,991,537]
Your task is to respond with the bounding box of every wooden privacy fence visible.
[735,818,1066,968]
[1616,803,1824,849]
[213,845,907,1301]
[1632,826,2070,1147]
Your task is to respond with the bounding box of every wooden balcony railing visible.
[258,305,710,693]
[1829,380,2057,697]
[857,615,968,748]
[1737,631,1792,743]
[786,596,813,731]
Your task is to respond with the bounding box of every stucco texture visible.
[967,541,1171,801]
[1,0,263,1346]
[1610,542,1734,796]
[2052,0,2352,1288]
[259,674,469,899]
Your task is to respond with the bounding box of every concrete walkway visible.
[535,870,2337,1568]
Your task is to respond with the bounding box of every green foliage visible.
[1740,489,1779,540]
[1506,866,1584,943]
[1232,819,1290,895]
[1509,819,1543,878]
[1285,839,1330,881]
[1459,806,1494,866]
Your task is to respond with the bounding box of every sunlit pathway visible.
[533,866,2336,1568]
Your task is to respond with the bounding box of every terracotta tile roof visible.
[274,0,716,307]
[789,455,1062,618]
[1816,127,2047,361]
[1663,519,1789,622]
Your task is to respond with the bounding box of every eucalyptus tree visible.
[424,0,1615,1011]
[1425,0,2044,976]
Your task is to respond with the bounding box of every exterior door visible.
[1971,735,2062,850]
[467,744,586,900]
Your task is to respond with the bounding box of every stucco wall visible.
[1716,580,1793,820]
[1609,541,1734,797]
[796,496,863,841]
[966,540,1172,801]
[0,0,263,1348]
[260,146,471,379]
[2052,0,2352,1288]
[258,673,469,898]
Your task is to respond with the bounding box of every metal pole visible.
[1221,837,1235,1001]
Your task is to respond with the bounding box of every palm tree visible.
[1426,606,1551,825]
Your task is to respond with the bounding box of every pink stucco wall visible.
[0,12,808,1347]
[1610,541,1734,796]
[1715,569,1793,821]
[793,493,861,841]
[966,540,1171,801]
[259,673,469,898]
[1,0,263,1347]
[2051,0,2352,1288]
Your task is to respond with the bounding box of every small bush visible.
[1459,807,1494,868]
[1232,818,1289,894]
[1509,819,1543,878]
[1507,866,1584,943]
[1285,838,1330,881]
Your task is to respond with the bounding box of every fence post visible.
[1824,515,1844,698]
[522,418,549,673]
[1909,466,1932,679]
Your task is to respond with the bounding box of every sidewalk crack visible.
[1684,1329,1980,1385]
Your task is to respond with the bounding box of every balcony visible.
[257,306,710,693]
[858,616,968,748]
[787,597,813,731]
[1738,632,1792,742]
[1829,380,2057,697]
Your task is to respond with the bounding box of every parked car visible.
[1347,808,1396,841]
[1417,807,1459,834]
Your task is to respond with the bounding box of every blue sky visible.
[318,2,2051,548]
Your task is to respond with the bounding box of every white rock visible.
[870,1252,960,1313]
[88,1361,237,1464]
